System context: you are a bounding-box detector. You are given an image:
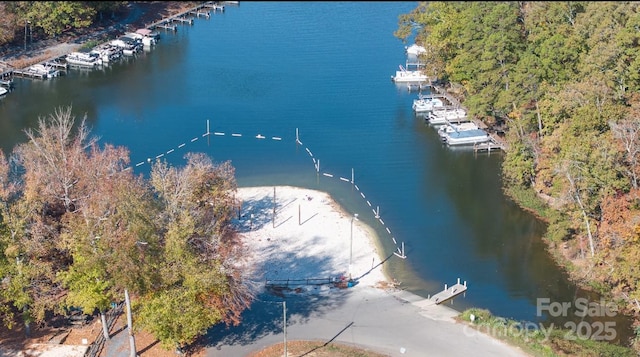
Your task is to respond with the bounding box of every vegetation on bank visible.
[395,1,640,350]
[459,308,637,357]
[250,340,390,357]
[0,107,252,350]
[0,2,128,46]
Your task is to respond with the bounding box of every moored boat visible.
[110,35,142,56]
[66,51,103,67]
[91,44,123,63]
[412,95,445,113]
[442,128,491,146]
[437,122,479,139]
[391,65,428,83]
[406,44,426,57]
[26,64,60,79]
[427,108,468,126]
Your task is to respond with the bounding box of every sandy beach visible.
[209,185,530,357]
[236,185,389,292]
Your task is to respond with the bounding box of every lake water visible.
[0,1,633,343]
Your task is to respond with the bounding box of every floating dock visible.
[204,3,226,12]
[155,23,178,31]
[407,82,430,92]
[172,17,193,25]
[474,136,505,153]
[428,278,467,305]
[191,10,211,18]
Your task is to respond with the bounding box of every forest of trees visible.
[0,2,127,46]
[0,107,253,350]
[3,0,640,352]
[395,1,640,341]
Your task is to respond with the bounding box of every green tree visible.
[11,1,96,37]
[137,154,252,350]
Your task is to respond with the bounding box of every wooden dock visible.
[428,84,509,152]
[473,136,505,154]
[191,10,211,18]
[204,3,226,12]
[155,23,178,31]
[13,70,46,80]
[428,278,467,305]
[172,17,194,25]
[407,82,430,92]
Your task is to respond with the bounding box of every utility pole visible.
[125,289,136,357]
[283,301,287,357]
[349,214,359,279]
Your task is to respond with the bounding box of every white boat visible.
[26,64,60,79]
[406,44,426,57]
[412,95,445,112]
[134,29,159,47]
[391,65,428,83]
[66,51,103,67]
[91,45,123,63]
[437,122,479,138]
[442,128,491,146]
[427,108,467,125]
[0,87,7,96]
[0,78,12,87]
[110,36,142,56]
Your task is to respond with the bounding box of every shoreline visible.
[235,185,391,290]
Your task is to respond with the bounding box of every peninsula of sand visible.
[237,185,388,289]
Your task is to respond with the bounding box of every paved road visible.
[103,286,529,357]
